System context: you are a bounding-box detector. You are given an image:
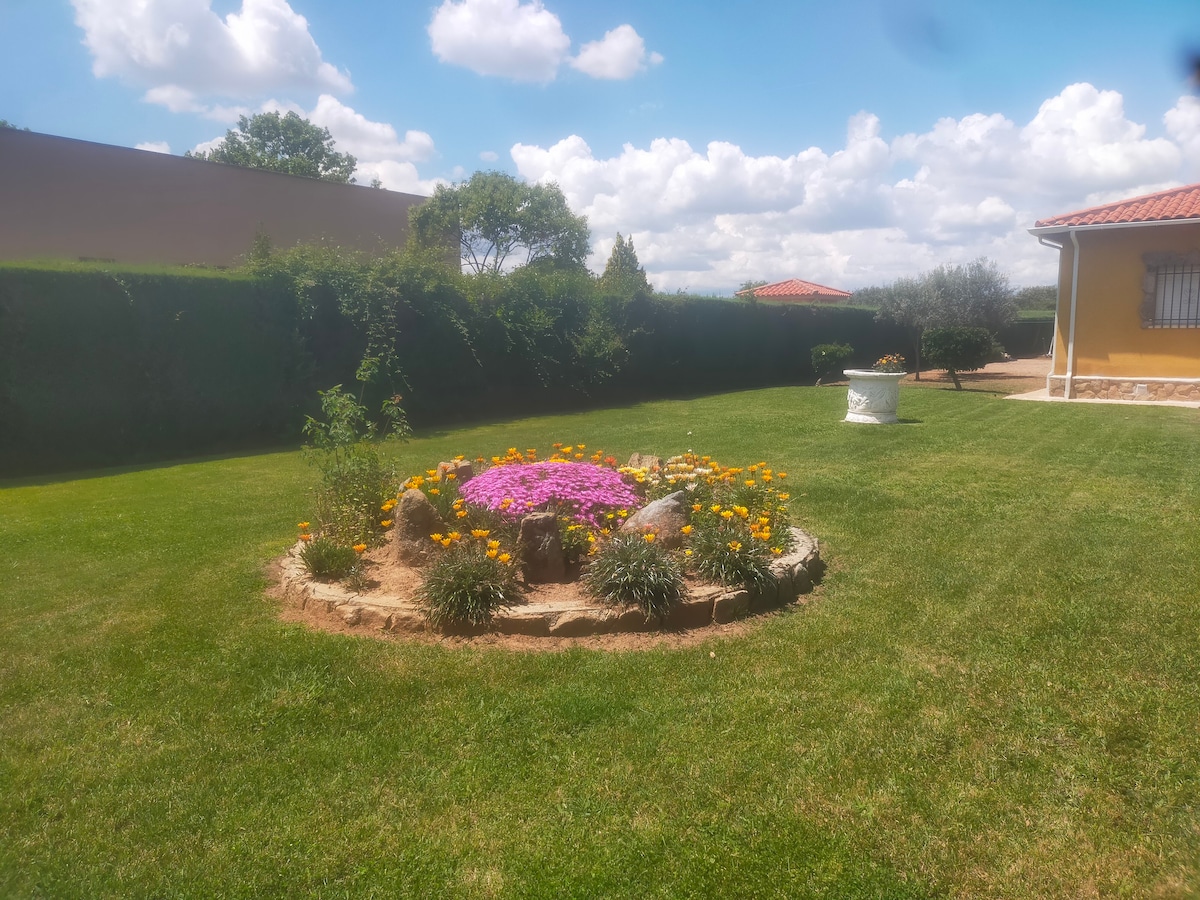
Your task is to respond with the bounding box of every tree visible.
[875,257,1015,380]
[0,120,30,131]
[738,279,768,305]
[185,111,357,183]
[922,326,995,390]
[598,233,652,298]
[1014,285,1057,311]
[810,342,853,385]
[410,171,590,275]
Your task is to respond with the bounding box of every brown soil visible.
[903,355,1051,393]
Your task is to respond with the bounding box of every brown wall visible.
[0,129,428,267]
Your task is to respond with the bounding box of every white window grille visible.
[1151,263,1200,328]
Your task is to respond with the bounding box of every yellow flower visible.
[680,524,693,535]
[447,531,461,541]
[728,540,742,552]
[430,533,444,542]
[587,533,596,543]
[486,548,498,559]
[425,469,437,477]
[733,505,749,518]
[429,488,440,495]
[299,533,312,542]
[761,474,772,482]
[771,547,783,555]
[498,552,512,564]
[561,446,573,454]
[297,521,310,529]
[692,503,702,512]
[643,533,656,543]
[353,543,367,553]
[445,472,457,481]
[456,510,468,518]
[710,504,722,513]
[720,510,734,520]
[778,493,790,501]
[471,529,490,539]
[684,549,693,557]
[500,498,513,509]
[778,473,787,479]
[618,509,628,517]
[380,519,393,528]
[577,443,586,450]
[440,538,452,548]
[745,479,756,487]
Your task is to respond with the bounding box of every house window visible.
[1149,263,1200,327]
[1142,254,1200,328]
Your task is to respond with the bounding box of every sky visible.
[3,0,1200,293]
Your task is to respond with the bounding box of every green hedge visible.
[0,267,309,473]
[0,259,920,475]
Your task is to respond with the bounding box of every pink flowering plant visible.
[459,461,640,526]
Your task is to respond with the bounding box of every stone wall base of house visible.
[1047,375,1200,401]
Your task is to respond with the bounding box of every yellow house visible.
[1029,183,1200,401]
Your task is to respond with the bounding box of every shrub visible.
[303,384,407,546]
[922,326,996,390]
[299,537,358,580]
[421,540,521,628]
[584,533,687,620]
[810,342,854,384]
[688,518,774,595]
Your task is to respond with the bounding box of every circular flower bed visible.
[291,442,819,635]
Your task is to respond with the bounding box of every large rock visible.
[436,460,474,484]
[391,488,446,566]
[519,512,566,583]
[627,453,662,471]
[620,490,690,548]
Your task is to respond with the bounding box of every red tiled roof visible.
[1034,182,1200,229]
[736,278,851,299]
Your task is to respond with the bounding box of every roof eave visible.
[1029,217,1200,237]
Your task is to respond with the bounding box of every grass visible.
[2,384,1199,897]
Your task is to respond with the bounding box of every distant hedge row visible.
[0,258,1051,475]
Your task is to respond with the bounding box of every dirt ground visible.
[899,355,1051,394]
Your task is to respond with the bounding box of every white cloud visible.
[135,140,172,153]
[480,150,499,162]
[72,0,352,100]
[428,0,570,83]
[570,25,662,80]
[511,83,1200,293]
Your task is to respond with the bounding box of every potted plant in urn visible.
[843,354,906,424]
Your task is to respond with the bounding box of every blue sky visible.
[4,0,1200,291]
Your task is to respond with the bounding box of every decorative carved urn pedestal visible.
[843,370,905,424]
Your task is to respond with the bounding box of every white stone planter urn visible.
[843,369,905,424]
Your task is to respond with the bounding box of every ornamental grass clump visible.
[299,536,359,580]
[421,534,521,628]
[583,533,688,621]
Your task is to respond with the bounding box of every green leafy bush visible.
[303,384,408,546]
[922,326,997,390]
[299,537,358,580]
[810,342,854,384]
[421,541,522,628]
[584,533,687,620]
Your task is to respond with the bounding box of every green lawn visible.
[2,385,1198,898]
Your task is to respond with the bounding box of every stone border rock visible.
[275,526,823,640]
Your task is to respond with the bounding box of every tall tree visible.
[598,233,652,297]
[410,171,590,275]
[186,111,357,183]
[874,257,1015,379]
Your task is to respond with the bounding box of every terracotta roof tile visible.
[736,278,852,299]
[1034,182,1200,229]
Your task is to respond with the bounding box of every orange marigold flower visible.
[353,543,367,553]
[692,503,702,512]
[299,533,313,542]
